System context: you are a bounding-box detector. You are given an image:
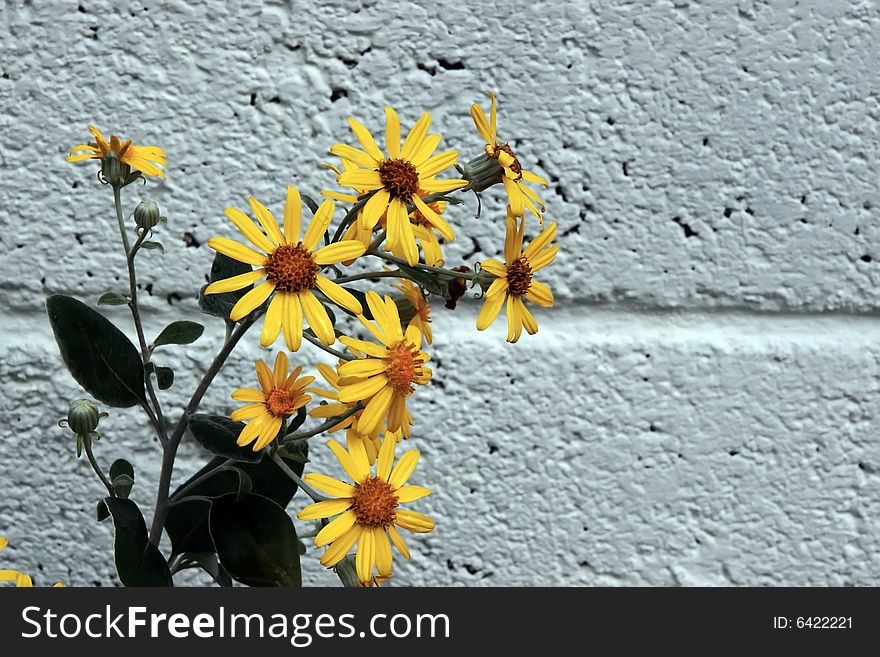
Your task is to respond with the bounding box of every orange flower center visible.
[378,158,420,200]
[494,143,523,180]
[385,339,424,397]
[352,477,399,527]
[264,244,318,293]
[265,388,299,417]
[506,256,532,296]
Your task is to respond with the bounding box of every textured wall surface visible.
[1,0,878,586]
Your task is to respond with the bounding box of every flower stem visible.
[83,437,113,496]
[111,184,168,446]
[147,316,256,546]
[271,452,327,503]
[367,248,481,281]
[332,269,401,285]
[303,331,350,361]
[281,404,363,447]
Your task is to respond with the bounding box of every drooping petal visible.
[355,384,394,435]
[282,293,303,352]
[229,280,275,321]
[361,188,391,229]
[387,525,410,559]
[476,292,505,331]
[411,195,454,241]
[373,526,393,577]
[260,294,284,346]
[355,523,375,583]
[300,290,336,345]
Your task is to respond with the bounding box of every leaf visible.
[209,493,301,587]
[341,287,373,320]
[199,252,254,320]
[156,366,174,390]
[164,441,308,557]
[46,295,146,408]
[188,414,263,464]
[153,320,204,347]
[284,407,307,435]
[141,240,165,252]
[179,552,233,587]
[301,193,320,216]
[397,264,443,295]
[97,292,129,306]
[109,459,135,498]
[97,498,173,586]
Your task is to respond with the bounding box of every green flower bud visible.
[100,150,125,186]
[61,399,105,437]
[134,199,161,232]
[460,153,503,193]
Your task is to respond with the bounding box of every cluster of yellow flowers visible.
[65,92,559,587]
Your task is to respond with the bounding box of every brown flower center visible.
[385,339,425,397]
[494,143,523,180]
[263,244,318,293]
[265,388,298,417]
[506,256,532,296]
[378,158,420,200]
[352,477,399,527]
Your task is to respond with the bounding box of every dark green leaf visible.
[209,493,301,587]
[141,240,165,252]
[301,193,320,216]
[97,292,129,306]
[109,459,135,498]
[46,295,146,408]
[284,407,307,435]
[199,252,254,320]
[156,366,174,390]
[180,552,233,587]
[188,414,262,463]
[97,498,173,586]
[164,441,308,557]
[96,499,110,522]
[153,320,204,347]
[398,264,443,295]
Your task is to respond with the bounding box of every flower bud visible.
[62,399,104,436]
[460,153,503,193]
[134,199,161,232]
[444,266,471,310]
[100,150,126,186]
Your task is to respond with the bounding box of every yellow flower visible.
[477,211,557,343]
[297,433,434,584]
[205,187,367,351]
[66,125,167,179]
[391,277,433,345]
[231,352,314,452]
[470,91,548,223]
[330,108,467,265]
[1,536,63,587]
[334,291,431,438]
[306,362,384,463]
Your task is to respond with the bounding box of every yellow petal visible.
[401,111,431,161]
[300,290,336,345]
[377,431,396,482]
[247,197,284,246]
[389,449,420,489]
[207,237,268,266]
[297,498,353,520]
[231,387,266,403]
[338,358,387,378]
[395,485,432,503]
[313,241,366,266]
[330,143,378,168]
[224,207,276,253]
[328,438,370,484]
[320,525,361,567]
[524,222,557,260]
[273,352,290,386]
[355,384,394,435]
[387,525,410,559]
[517,296,539,335]
[355,524,375,583]
[385,107,401,159]
[282,293,303,352]
[304,473,356,498]
[229,280,275,321]
[284,185,302,245]
[315,510,358,547]
[204,268,265,294]
[411,133,441,166]
[373,526,393,577]
[476,292,505,331]
[260,294,284,346]
[347,117,385,162]
[230,403,267,422]
[470,102,494,144]
[337,374,390,403]
[302,199,334,251]
[361,188,391,229]
[395,509,435,533]
[411,195,454,241]
[418,150,458,179]
[480,259,507,277]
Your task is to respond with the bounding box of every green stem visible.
[83,437,114,496]
[112,185,168,446]
[331,192,374,244]
[271,453,327,503]
[303,332,350,361]
[332,269,401,285]
[148,316,257,546]
[281,404,363,447]
[368,248,480,281]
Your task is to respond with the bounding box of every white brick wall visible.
[1,0,877,586]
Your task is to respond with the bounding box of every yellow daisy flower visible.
[330,107,467,265]
[334,291,431,438]
[205,188,367,350]
[297,433,434,584]
[66,125,167,179]
[477,211,558,343]
[391,277,433,345]
[231,352,314,452]
[470,91,549,223]
[306,362,383,462]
